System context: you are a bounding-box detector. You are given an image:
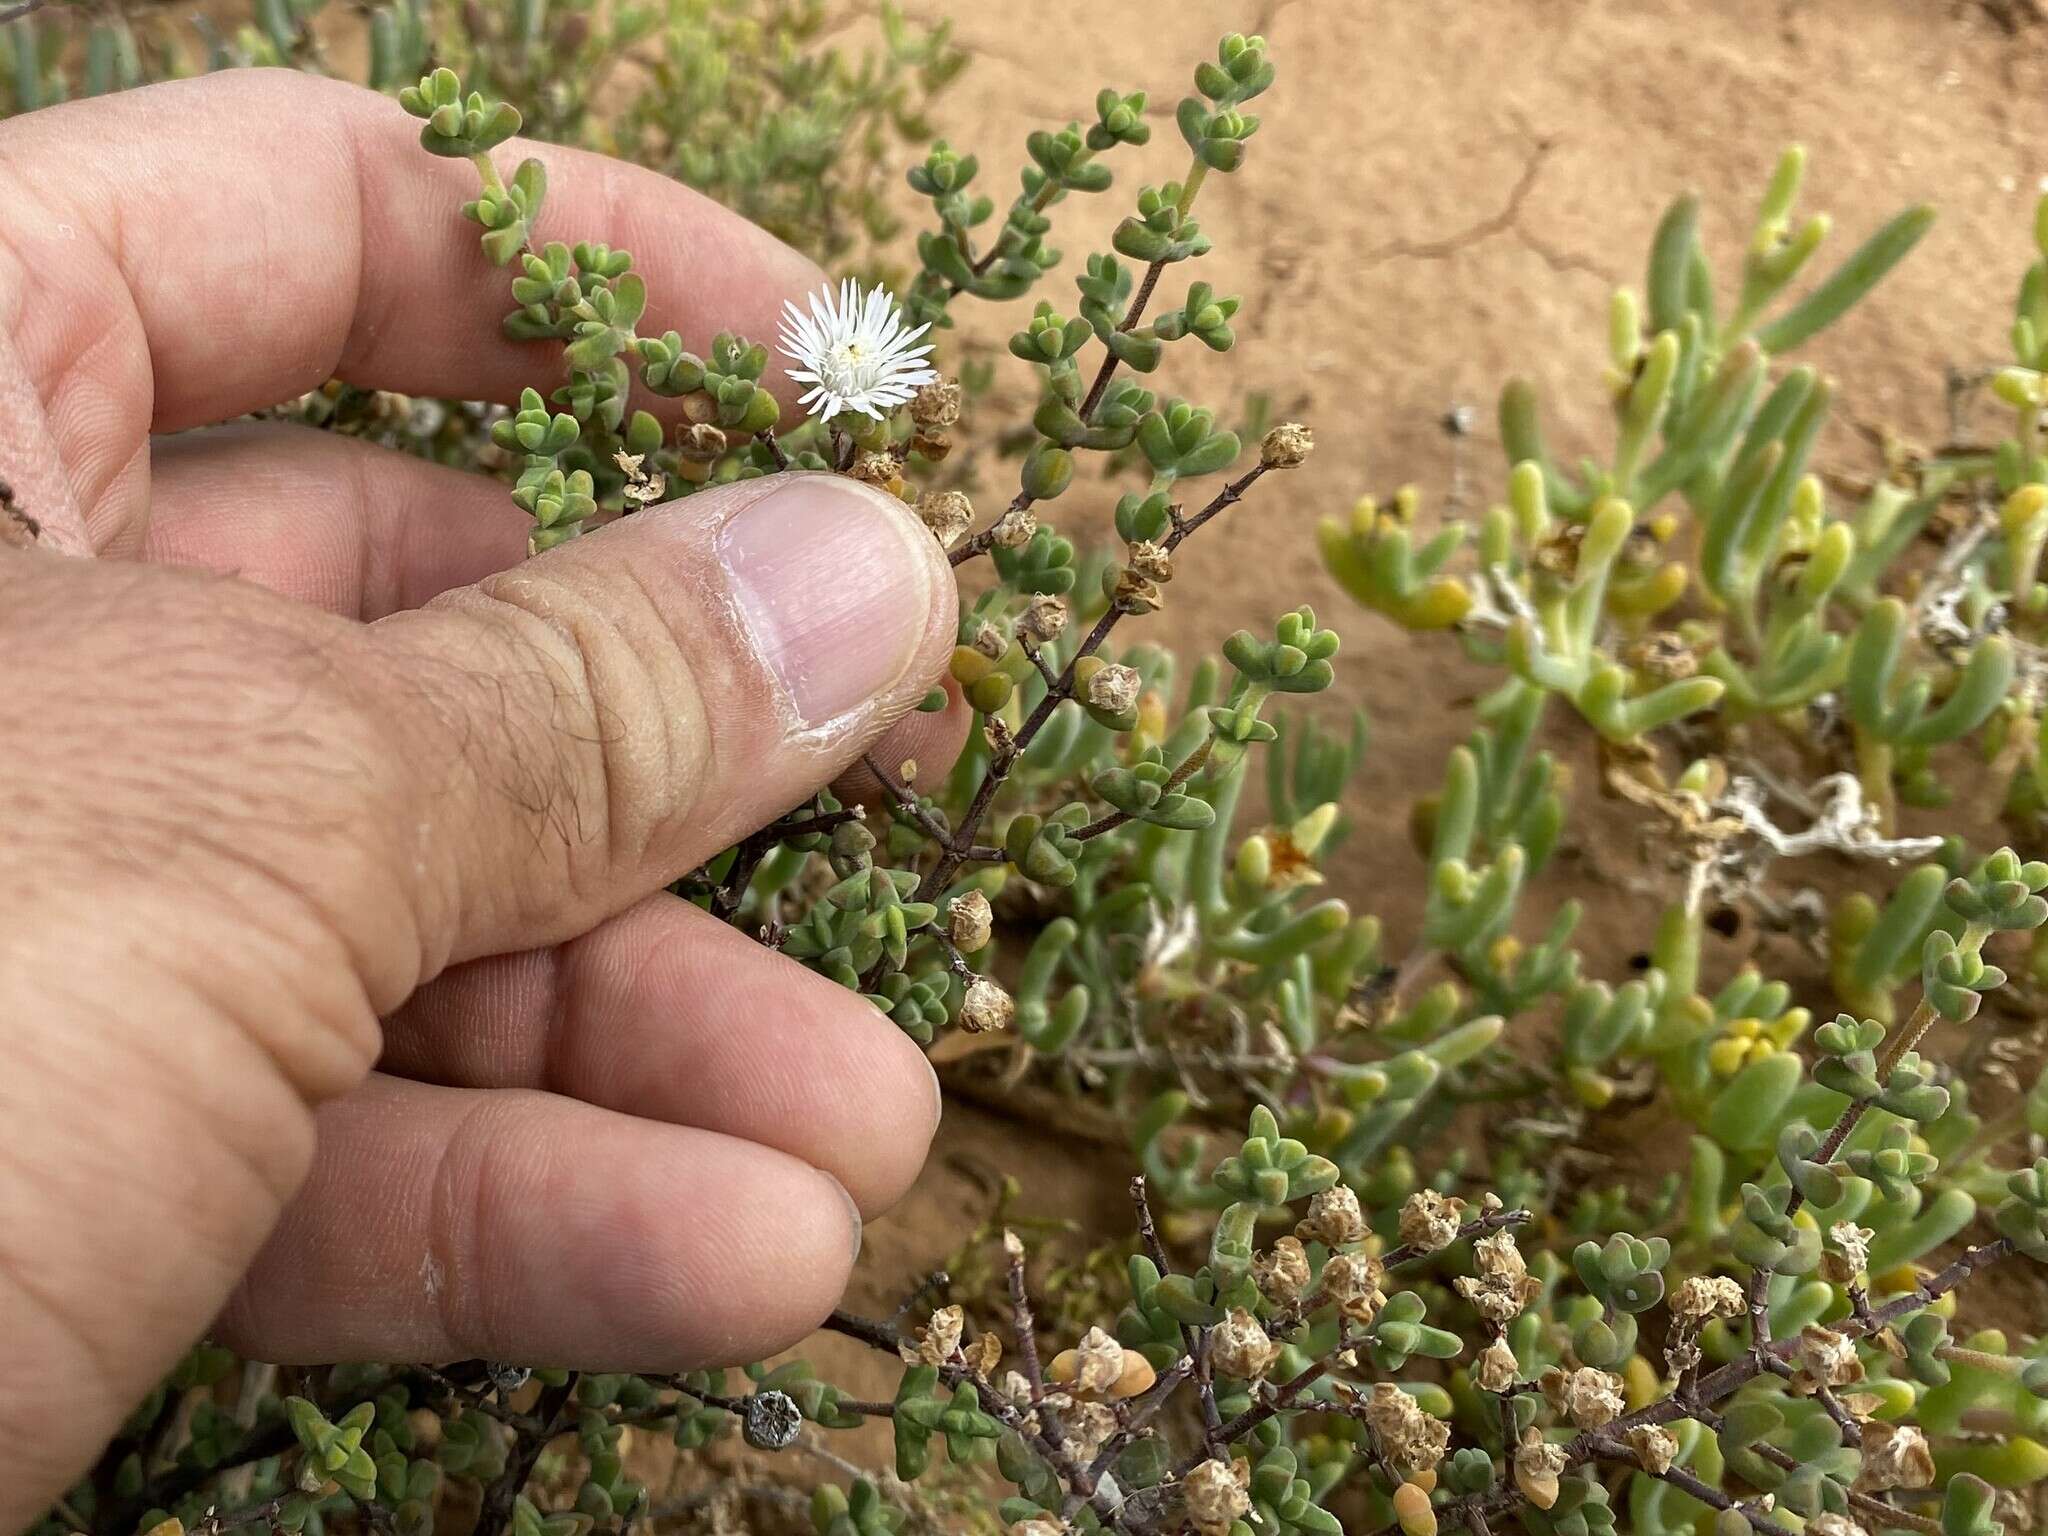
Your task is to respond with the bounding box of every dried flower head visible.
[1183,1457,1251,1536]
[1544,1365,1625,1429]
[1454,1231,1539,1323]
[1061,1398,1118,1461]
[677,421,728,461]
[1855,1421,1935,1492]
[1018,593,1069,643]
[1628,1424,1678,1475]
[1474,1336,1520,1393]
[1085,662,1142,716]
[1296,1184,1369,1247]
[1114,568,1165,613]
[959,976,1015,1033]
[740,1388,802,1450]
[970,620,1009,660]
[612,449,666,507]
[1513,1428,1568,1510]
[1792,1325,1866,1393]
[947,890,994,953]
[1317,1250,1386,1323]
[1053,1326,1125,1396]
[1622,630,1698,681]
[918,489,975,549]
[992,505,1039,548]
[1399,1189,1466,1252]
[911,376,962,429]
[779,279,938,420]
[850,451,903,491]
[1808,1516,1869,1536]
[1210,1308,1281,1381]
[1670,1274,1746,1320]
[1820,1221,1875,1285]
[1365,1382,1450,1476]
[1260,421,1314,468]
[1127,539,1174,583]
[899,1303,965,1366]
[1253,1236,1311,1303]
[1009,1520,1065,1536]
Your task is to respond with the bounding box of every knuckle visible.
[427,1095,526,1361]
[427,562,713,892]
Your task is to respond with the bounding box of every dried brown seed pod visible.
[1260,421,1314,468]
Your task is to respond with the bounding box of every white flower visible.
[778,279,938,421]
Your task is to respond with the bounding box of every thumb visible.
[367,470,953,982]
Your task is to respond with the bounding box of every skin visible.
[0,69,968,1521]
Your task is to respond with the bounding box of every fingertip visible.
[836,678,973,811]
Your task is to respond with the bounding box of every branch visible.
[1132,1175,1224,1445]
[477,1374,577,1536]
[1588,1441,1797,1536]
[1414,1241,2021,1536]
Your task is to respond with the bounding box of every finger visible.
[364,470,954,983]
[0,69,824,548]
[379,894,940,1215]
[150,430,983,815]
[216,1073,860,1366]
[146,422,528,618]
[837,680,974,811]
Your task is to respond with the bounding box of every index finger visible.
[0,68,824,546]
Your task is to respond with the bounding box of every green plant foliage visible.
[18,15,2048,1536]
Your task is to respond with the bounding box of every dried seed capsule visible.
[1209,1308,1280,1381]
[1083,661,1142,716]
[1628,1424,1678,1475]
[741,1388,802,1450]
[1473,1336,1519,1393]
[959,976,1015,1033]
[947,890,994,953]
[911,378,962,429]
[992,506,1038,548]
[1513,1429,1567,1510]
[1260,422,1314,468]
[918,489,974,548]
[1018,593,1068,643]
[1398,1189,1465,1252]
[1253,1236,1311,1302]
[1182,1457,1251,1536]
[1297,1185,1368,1247]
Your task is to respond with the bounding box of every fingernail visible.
[923,1050,946,1132]
[833,1175,864,1264]
[719,476,934,728]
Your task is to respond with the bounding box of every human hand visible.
[0,69,961,1522]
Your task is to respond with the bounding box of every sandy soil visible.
[662,0,2048,1512]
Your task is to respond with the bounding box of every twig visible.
[1131,1176,1224,1445]
[1406,1240,2020,1536]
[1006,1236,1047,1396]
[1588,1441,1798,1536]
[863,752,957,845]
[1072,738,1213,841]
[824,1307,1136,1531]
[709,804,863,921]
[1381,1205,1532,1272]
[477,1374,577,1536]
[1075,261,1165,422]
